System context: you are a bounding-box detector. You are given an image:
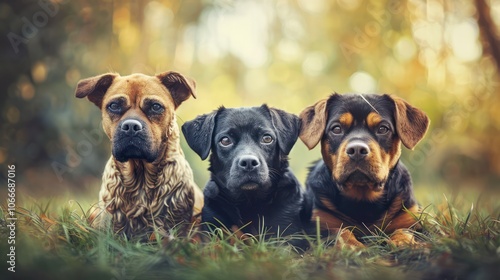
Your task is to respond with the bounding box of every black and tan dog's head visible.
[75,71,196,163]
[182,105,300,199]
[299,93,429,201]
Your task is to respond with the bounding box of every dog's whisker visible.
[358,93,380,114]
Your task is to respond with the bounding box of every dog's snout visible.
[238,155,260,171]
[121,119,143,134]
[346,141,370,161]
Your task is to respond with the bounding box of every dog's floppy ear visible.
[299,98,329,150]
[157,71,196,108]
[265,105,301,155]
[75,73,117,108]
[182,110,217,160]
[388,95,430,150]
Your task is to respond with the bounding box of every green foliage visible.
[1,191,499,279]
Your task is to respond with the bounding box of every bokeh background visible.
[1,0,499,203]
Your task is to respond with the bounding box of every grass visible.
[1,189,499,280]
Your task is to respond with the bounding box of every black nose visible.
[121,119,143,134]
[238,155,260,171]
[346,141,370,161]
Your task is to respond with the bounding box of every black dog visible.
[182,105,311,246]
[299,93,429,248]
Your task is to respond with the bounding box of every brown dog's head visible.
[75,71,196,163]
[299,93,429,201]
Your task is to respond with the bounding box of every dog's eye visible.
[332,125,343,134]
[219,137,233,147]
[261,134,273,144]
[377,125,389,134]
[151,103,163,113]
[108,102,120,112]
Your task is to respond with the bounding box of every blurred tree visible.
[475,0,500,72]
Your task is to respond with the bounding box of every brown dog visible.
[300,93,429,248]
[75,71,203,238]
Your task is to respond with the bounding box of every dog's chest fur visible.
[99,127,196,237]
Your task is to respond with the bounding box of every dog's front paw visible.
[335,228,365,250]
[389,229,418,247]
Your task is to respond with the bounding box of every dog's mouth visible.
[336,169,386,201]
[113,137,156,162]
[240,182,260,191]
[345,170,372,183]
[339,170,384,190]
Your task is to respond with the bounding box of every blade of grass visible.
[461,203,473,235]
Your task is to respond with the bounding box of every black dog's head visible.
[182,105,300,198]
[299,93,429,201]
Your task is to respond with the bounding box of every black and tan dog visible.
[182,105,311,245]
[75,71,203,238]
[299,93,429,247]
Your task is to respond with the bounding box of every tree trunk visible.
[475,0,500,72]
